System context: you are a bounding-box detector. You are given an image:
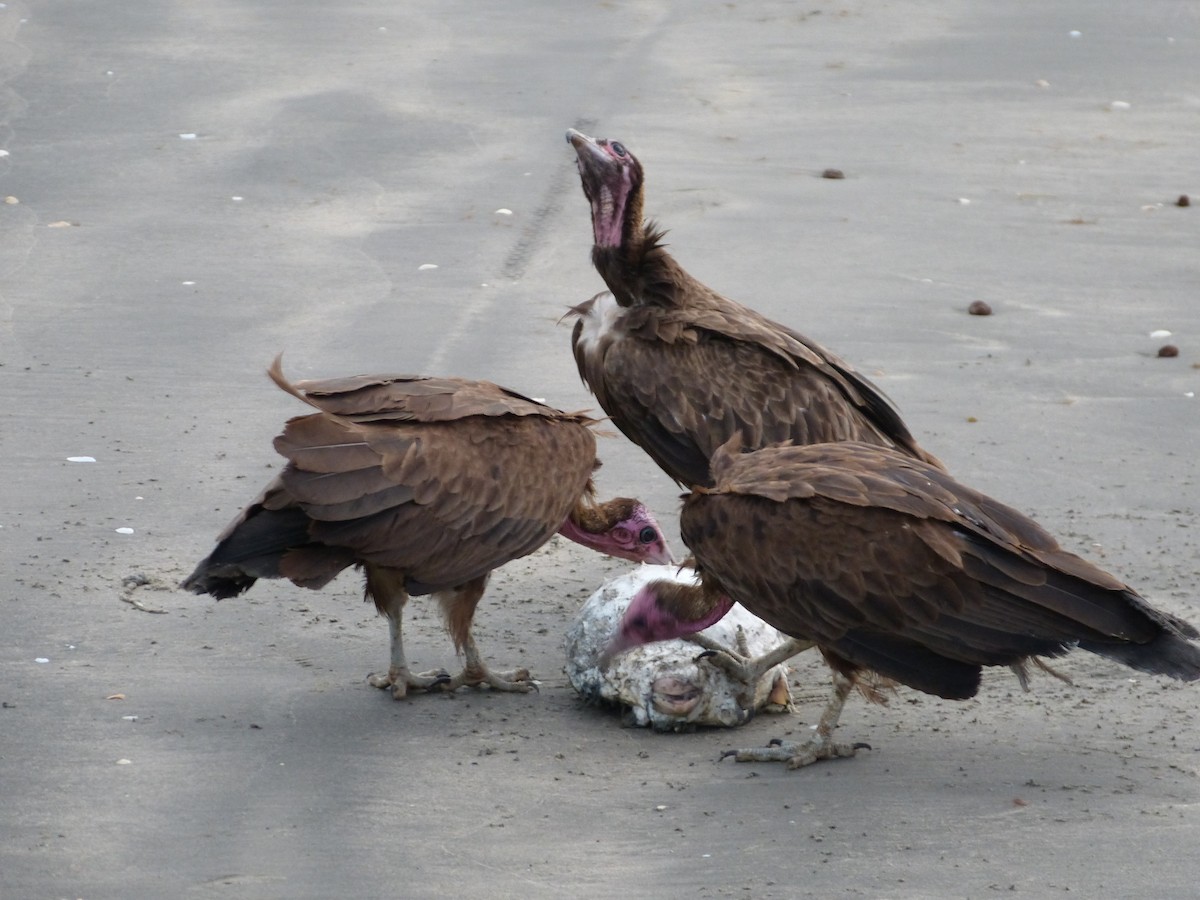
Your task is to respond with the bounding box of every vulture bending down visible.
[605,440,1200,768]
[184,357,673,699]
[565,128,942,490]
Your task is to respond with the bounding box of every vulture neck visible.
[592,215,687,309]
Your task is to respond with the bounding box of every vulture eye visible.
[638,526,658,544]
[610,141,628,158]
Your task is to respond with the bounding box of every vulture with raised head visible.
[184,357,674,699]
[565,128,942,489]
[605,439,1200,768]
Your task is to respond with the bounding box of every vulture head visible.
[600,577,734,665]
[561,497,675,566]
[566,128,645,250]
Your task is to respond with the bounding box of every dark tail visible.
[182,507,313,598]
[1081,630,1200,682]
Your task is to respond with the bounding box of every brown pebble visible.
[1177,194,1190,207]
[1157,344,1179,358]
[821,168,845,180]
[968,301,992,316]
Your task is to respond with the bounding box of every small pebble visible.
[494,208,513,215]
[1177,195,1190,207]
[67,456,97,463]
[968,301,992,316]
[1157,344,1179,358]
[35,658,49,664]
[1108,101,1131,111]
[115,527,135,535]
[418,263,438,271]
[820,169,845,180]
[116,758,132,765]
[1150,329,1172,339]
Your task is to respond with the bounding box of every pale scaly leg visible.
[364,565,450,699]
[721,669,869,769]
[366,612,451,699]
[433,577,534,693]
[434,630,535,693]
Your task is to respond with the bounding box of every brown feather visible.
[676,441,1200,700]
[566,134,940,490]
[187,362,605,609]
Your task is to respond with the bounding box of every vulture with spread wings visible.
[605,440,1200,767]
[184,357,673,699]
[565,128,941,490]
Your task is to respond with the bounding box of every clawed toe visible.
[720,735,870,770]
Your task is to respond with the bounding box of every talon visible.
[719,749,739,761]
[767,737,784,747]
[693,649,718,662]
[852,742,872,751]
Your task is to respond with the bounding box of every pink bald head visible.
[601,579,734,665]
[558,501,675,565]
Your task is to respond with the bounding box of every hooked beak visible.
[565,128,610,169]
[647,541,677,567]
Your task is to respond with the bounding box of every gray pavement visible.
[2,2,1199,897]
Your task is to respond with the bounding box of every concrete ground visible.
[2,1,1198,897]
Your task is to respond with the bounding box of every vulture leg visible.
[690,635,814,713]
[433,577,535,694]
[364,566,451,700]
[721,670,867,769]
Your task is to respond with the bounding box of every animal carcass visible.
[565,565,802,730]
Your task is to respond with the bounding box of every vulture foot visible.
[721,668,866,768]
[689,635,812,715]
[367,667,453,700]
[437,664,537,693]
[721,734,870,770]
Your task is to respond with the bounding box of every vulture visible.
[564,128,942,490]
[183,357,674,699]
[604,439,1200,768]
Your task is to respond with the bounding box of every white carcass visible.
[565,565,808,731]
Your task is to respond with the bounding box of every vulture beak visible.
[566,128,611,168]
[648,543,677,567]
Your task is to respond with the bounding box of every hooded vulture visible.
[565,128,942,490]
[183,357,674,699]
[605,440,1200,768]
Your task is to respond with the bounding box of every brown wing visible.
[572,294,935,488]
[683,441,1199,699]
[185,366,598,598]
[274,411,597,593]
[270,355,586,425]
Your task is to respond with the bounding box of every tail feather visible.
[1081,631,1200,682]
[182,506,314,598]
